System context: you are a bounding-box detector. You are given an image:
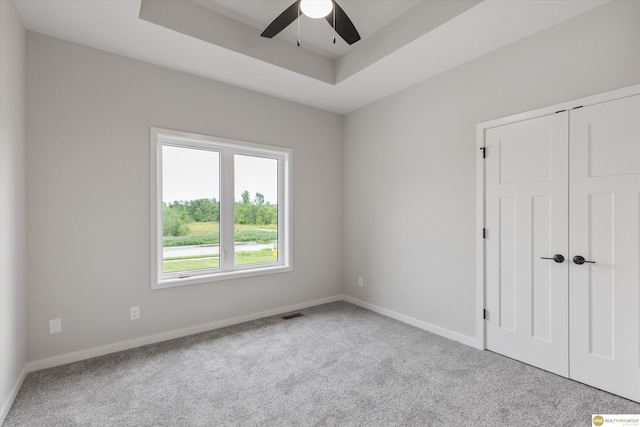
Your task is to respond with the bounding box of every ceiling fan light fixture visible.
[300,0,333,19]
[261,0,360,45]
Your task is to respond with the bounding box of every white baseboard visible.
[343,295,478,348]
[0,365,27,425]
[27,295,343,373]
[26,294,478,374]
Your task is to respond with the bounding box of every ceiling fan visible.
[261,0,361,46]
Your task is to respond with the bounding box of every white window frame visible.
[150,127,292,289]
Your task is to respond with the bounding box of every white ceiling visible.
[13,0,610,114]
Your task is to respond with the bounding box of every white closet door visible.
[485,112,569,376]
[568,94,640,402]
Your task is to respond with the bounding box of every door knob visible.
[573,255,595,265]
[541,254,565,263]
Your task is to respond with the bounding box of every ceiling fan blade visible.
[325,1,361,45]
[261,0,301,38]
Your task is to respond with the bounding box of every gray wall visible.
[343,0,640,341]
[26,33,343,362]
[0,0,27,421]
[16,0,640,373]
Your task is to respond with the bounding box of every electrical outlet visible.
[49,318,62,335]
[358,277,364,287]
[130,306,140,320]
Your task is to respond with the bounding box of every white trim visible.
[0,366,27,425]
[475,83,640,351]
[475,124,486,350]
[26,295,342,373]
[343,295,478,348]
[154,265,293,289]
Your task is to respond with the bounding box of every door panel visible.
[569,94,640,402]
[587,193,614,360]
[532,195,552,342]
[498,197,517,331]
[585,101,640,177]
[499,130,552,183]
[485,113,569,376]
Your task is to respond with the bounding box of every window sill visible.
[152,265,293,290]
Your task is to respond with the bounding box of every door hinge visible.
[483,228,486,239]
[480,147,486,158]
[483,309,487,320]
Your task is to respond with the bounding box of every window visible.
[150,128,292,289]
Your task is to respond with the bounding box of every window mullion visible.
[220,150,235,271]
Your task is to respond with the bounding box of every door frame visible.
[475,83,640,350]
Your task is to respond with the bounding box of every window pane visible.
[234,155,278,266]
[162,145,220,273]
